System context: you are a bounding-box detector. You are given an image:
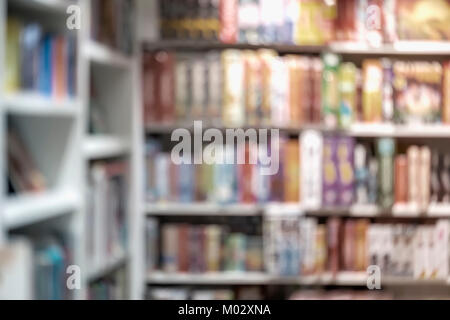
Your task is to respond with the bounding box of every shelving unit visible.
[0,0,140,300]
[0,0,84,299]
[78,0,139,299]
[138,0,450,299]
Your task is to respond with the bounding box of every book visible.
[5,18,21,93]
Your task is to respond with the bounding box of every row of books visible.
[7,126,46,195]
[145,132,450,208]
[91,0,135,55]
[142,50,450,128]
[159,0,450,44]
[88,269,127,300]
[0,235,73,300]
[86,160,129,272]
[265,217,450,279]
[148,287,263,300]
[157,222,263,273]
[5,18,77,98]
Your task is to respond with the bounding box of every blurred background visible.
[1,0,450,300]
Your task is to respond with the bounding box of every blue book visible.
[38,34,53,96]
[20,23,41,90]
[145,139,161,202]
[178,162,194,203]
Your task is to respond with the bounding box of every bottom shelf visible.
[146,271,450,286]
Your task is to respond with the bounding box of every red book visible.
[178,224,190,273]
[155,51,175,123]
[239,142,255,203]
[219,0,238,43]
[327,217,341,276]
[142,53,159,124]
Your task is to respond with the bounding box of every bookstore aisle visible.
[2,0,450,301]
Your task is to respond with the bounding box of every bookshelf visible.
[78,0,139,299]
[0,0,140,300]
[0,0,84,299]
[138,0,450,300]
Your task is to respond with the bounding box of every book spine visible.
[444,61,450,124]
[362,59,382,122]
[337,137,355,206]
[157,51,175,123]
[178,224,190,272]
[327,217,341,276]
[322,136,339,207]
[162,224,178,272]
[219,0,238,43]
[394,155,408,204]
[419,146,431,208]
[284,139,300,203]
[300,130,323,209]
[142,53,159,124]
[377,138,395,208]
[222,50,245,127]
[407,145,420,205]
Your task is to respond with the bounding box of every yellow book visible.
[5,18,21,93]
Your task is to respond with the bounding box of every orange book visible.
[394,155,408,203]
[52,36,67,99]
[443,62,450,124]
[355,219,369,271]
[284,139,300,202]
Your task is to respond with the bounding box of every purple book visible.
[337,137,355,206]
[322,136,339,207]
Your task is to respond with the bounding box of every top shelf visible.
[144,40,450,55]
[7,0,73,15]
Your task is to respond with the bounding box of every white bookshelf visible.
[78,0,140,299]
[0,0,140,300]
[147,271,449,287]
[0,0,85,299]
[83,135,130,160]
[3,93,79,117]
[4,190,80,229]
